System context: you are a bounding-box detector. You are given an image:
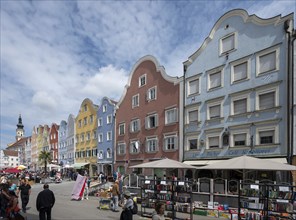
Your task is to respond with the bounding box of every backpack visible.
[131,200,138,215]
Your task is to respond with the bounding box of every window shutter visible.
[222,34,234,53]
[210,72,221,88]
[155,115,158,127]
[234,99,247,114]
[189,79,199,94]
[209,105,220,118]
[259,92,275,109]
[234,62,247,81]
[145,117,148,129]
[209,137,219,148]
[189,110,198,122]
[259,51,276,73]
[234,134,246,142]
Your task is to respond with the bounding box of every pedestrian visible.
[36,184,55,220]
[120,191,133,220]
[17,178,31,213]
[152,202,165,220]
[82,176,90,200]
[6,190,23,220]
[111,180,120,212]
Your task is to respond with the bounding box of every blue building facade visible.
[97,97,117,176]
[183,9,294,181]
[58,120,68,167]
[66,114,75,166]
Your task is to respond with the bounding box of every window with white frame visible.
[146,137,157,152]
[256,47,279,75]
[256,85,278,111]
[165,108,177,125]
[103,105,107,112]
[93,130,97,139]
[209,71,222,90]
[231,57,250,83]
[117,143,126,155]
[86,132,91,141]
[208,103,221,119]
[107,131,112,141]
[188,78,199,96]
[147,87,156,101]
[98,133,103,143]
[107,115,112,124]
[187,136,198,150]
[220,33,235,54]
[145,114,158,129]
[132,94,139,108]
[98,151,103,159]
[89,115,94,124]
[98,118,102,127]
[256,125,278,145]
[164,134,178,150]
[187,108,199,124]
[119,123,125,135]
[233,133,247,146]
[107,148,111,158]
[231,93,249,115]
[208,136,220,149]
[139,74,146,87]
[130,119,140,133]
[130,140,140,154]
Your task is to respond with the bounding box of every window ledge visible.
[254,106,281,114]
[165,122,178,126]
[205,117,224,123]
[229,112,252,118]
[163,149,178,152]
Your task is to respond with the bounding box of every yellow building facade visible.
[75,98,98,176]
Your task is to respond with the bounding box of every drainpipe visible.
[182,64,186,163]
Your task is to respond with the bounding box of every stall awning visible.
[73,163,89,169]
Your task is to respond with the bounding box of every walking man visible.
[36,184,55,220]
[17,178,31,213]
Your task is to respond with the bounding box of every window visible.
[259,92,275,110]
[130,141,140,154]
[209,71,222,90]
[188,109,198,124]
[83,117,87,125]
[130,119,140,133]
[188,138,198,150]
[146,137,157,152]
[209,104,221,119]
[165,108,177,124]
[231,57,251,83]
[98,118,102,127]
[233,98,247,115]
[86,132,91,141]
[98,133,103,143]
[220,33,235,54]
[132,94,139,108]
[259,130,274,144]
[233,133,247,146]
[208,136,220,149]
[145,114,158,129]
[78,120,82,128]
[107,131,112,141]
[119,123,125,135]
[164,135,177,150]
[147,87,156,101]
[103,105,107,112]
[107,148,111,158]
[117,143,126,155]
[81,134,84,142]
[107,115,112,124]
[84,104,87,112]
[139,74,146,87]
[98,151,103,159]
[89,115,94,124]
[188,78,199,96]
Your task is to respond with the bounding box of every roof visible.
[3,150,18,157]
[6,137,27,149]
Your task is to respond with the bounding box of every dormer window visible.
[220,33,236,55]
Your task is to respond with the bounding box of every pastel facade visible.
[66,114,75,166]
[30,126,38,171]
[97,97,117,176]
[58,120,68,166]
[115,55,183,176]
[183,9,294,181]
[75,98,99,175]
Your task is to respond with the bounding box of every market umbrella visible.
[130,158,197,169]
[198,155,296,171]
[17,165,27,170]
[4,167,21,173]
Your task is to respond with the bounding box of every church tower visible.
[16,114,25,141]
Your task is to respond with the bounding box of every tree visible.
[38,151,52,173]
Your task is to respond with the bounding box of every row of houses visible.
[2,9,296,183]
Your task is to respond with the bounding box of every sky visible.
[1,0,295,149]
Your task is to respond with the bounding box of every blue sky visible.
[1,0,295,149]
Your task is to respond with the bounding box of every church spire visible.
[16,114,24,141]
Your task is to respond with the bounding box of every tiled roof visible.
[6,137,27,149]
[3,149,18,157]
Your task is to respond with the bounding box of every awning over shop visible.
[73,163,89,169]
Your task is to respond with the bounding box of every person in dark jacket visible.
[17,178,31,213]
[36,184,55,220]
